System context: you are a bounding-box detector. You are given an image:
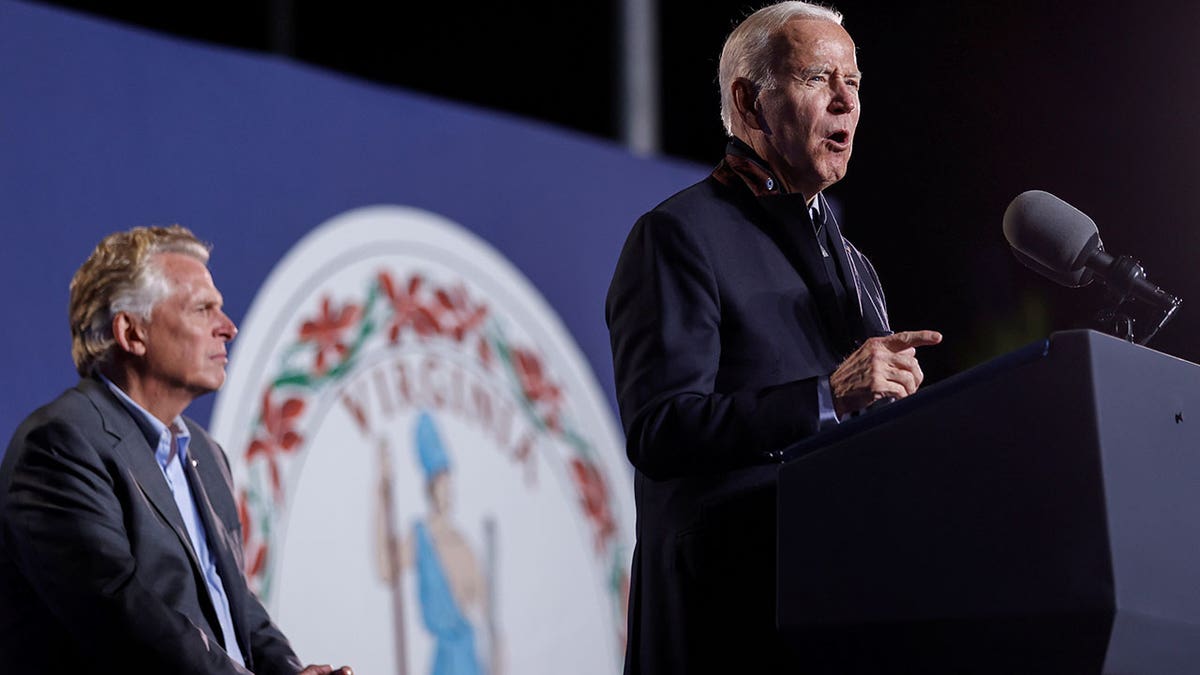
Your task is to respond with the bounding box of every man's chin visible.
[190,376,225,397]
[818,163,849,189]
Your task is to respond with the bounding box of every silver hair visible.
[70,226,210,376]
[108,254,189,321]
[718,2,844,136]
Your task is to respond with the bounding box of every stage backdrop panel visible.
[0,2,705,673]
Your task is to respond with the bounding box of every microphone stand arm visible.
[1090,254,1182,346]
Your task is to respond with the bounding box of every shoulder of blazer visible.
[72,376,141,443]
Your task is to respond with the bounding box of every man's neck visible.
[729,135,820,204]
[98,365,191,426]
[723,136,821,206]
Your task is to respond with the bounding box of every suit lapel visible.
[79,378,228,645]
[81,380,200,563]
[756,193,855,355]
[822,197,892,343]
[821,196,869,346]
[713,142,891,352]
[184,433,253,665]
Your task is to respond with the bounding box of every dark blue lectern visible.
[778,330,1200,674]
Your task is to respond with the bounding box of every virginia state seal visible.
[210,206,633,675]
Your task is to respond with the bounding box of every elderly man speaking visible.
[607,2,941,672]
[0,225,351,674]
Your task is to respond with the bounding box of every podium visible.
[777,330,1200,674]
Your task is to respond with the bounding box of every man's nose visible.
[216,311,238,341]
[829,80,857,113]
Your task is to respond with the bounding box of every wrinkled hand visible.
[298,666,353,675]
[831,330,942,417]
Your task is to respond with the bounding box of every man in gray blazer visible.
[0,225,351,674]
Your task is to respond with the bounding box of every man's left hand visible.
[830,330,943,417]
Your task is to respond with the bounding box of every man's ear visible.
[112,312,148,357]
[731,78,765,133]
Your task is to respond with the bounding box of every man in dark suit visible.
[0,226,351,674]
[606,2,942,672]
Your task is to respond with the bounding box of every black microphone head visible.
[1003,190,1103,287]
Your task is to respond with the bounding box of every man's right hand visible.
[830,330,943,418]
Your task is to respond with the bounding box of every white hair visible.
[70,226,210,375]
[108,256,182,321]
[718,2,844,136]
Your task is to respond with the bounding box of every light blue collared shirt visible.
[100,375,246,667]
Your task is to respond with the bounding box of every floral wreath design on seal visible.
[236,268,629,642]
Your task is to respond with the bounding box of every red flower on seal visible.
[569,457,616,551]
[246,388,306,501]
[378,271,441,341]
[510,347,561,405]
[237,489,252,548]
[434,285,488,342]
[237,490,268,577]
[298,296,361,375]
[477,336,494,369]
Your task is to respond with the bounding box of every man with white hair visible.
[0,226,351,674]
[607,2,941,671]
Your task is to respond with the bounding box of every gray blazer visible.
[0,376,302,674]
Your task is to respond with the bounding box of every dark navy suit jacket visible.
[606,142,891,674]
[0,376,302,673]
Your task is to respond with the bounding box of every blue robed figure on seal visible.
[375,411,503,675]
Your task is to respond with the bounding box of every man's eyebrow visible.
[796,65,864,80]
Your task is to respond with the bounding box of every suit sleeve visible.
[242,580,305,675]
[1,417,258,674]
[606,210,828,480]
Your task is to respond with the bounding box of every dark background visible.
[34,0,1200,383]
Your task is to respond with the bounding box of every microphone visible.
[1002,190,1182,312]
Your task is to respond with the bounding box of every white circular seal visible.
[210,206,633,675]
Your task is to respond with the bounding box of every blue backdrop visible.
[0,0,705,446]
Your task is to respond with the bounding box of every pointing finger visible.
[885,330,943,350]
